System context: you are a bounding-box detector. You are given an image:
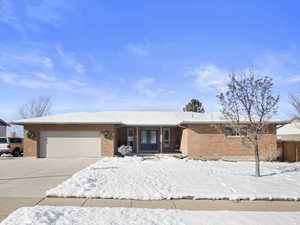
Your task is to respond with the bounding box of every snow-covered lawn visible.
[1,206,300,225]
[47,157,300,200]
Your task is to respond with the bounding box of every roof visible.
[277,121,300,135]
[12,111,287,126]
[0,119,9,126]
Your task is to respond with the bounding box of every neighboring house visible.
[0,119,9,137]
[277,120,300,141]
[12,111,285,160]
[277,120,300,162]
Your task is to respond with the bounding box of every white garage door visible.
[40,131,101,158]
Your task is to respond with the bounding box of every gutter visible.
[11,121,124,126]
[11,121,180,127]
[180,120,290,125]
[11,119,291,127]
[97,123,179,127]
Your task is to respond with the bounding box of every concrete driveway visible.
[0,157,99,221]
[0,157,300,222]
[0,157,99,197]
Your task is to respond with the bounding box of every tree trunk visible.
[254,142,261,177]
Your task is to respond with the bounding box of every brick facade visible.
[179,128,188,155]
[23,124,116,157]
[23,123,279,161]
[180,124,279,160]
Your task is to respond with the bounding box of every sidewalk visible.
[1,197,300,221]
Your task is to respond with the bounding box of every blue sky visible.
[0,0,300,124]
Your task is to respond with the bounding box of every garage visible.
[279,141,300,162]
[39,131,101,158]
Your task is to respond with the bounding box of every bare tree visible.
[19,96,52,119]
[217,71,279,177]
[290,95,300,119]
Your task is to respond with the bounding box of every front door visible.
[140,129,159,153]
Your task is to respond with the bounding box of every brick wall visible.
[180,128,189,155]
[23,124,116,157]
[23,128,38,157]
[23,123,279,160]
[180,124,279,161]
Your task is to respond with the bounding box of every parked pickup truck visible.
[0,137,23,157]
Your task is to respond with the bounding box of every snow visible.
[1,206,300,225]
[47,157,300,200]
[0,153,13,157]
[278,121,300,135]
[12,111,285,125]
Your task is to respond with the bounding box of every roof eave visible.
[123,123,179,126]
[180,120,290,125]
[11,121,123,126]
[0,119,10,127]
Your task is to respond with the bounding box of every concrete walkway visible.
[1,197,300,221]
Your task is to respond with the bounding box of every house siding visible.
[278,134,300,140]
[0,126,6,137]
[180,124,279,161]
[277,140,300,162]
[23,124,116,157]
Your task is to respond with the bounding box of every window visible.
[224,127,247,137]
[127,128,134,146]
[9,138,22,144]
[163,128,170,145]
[224,127,238,136]
[140,130,158,145]
[150,131,157,144]
[141,130,147,144]
[0,138,7,143]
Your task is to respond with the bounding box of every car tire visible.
[12,148,21,157]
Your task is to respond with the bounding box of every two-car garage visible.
[39,131,102,158]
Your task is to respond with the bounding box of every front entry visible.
[140,129,160,153]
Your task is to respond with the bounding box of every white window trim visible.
[163,128,171,145]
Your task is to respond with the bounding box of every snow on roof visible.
[0,119,9,126]
[277,121,300,135]
[12,111,286,126]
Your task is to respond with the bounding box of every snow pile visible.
[47,157,300,200]
[1,206,300,225]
